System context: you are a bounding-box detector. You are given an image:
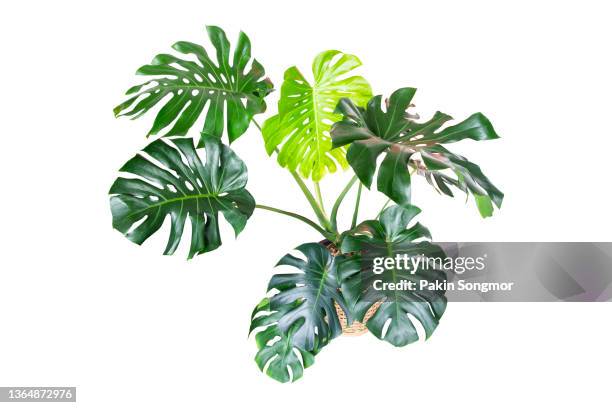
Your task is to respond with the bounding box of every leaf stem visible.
[376,198,392,219]
[351,183,363,229]
[330,175,358,231]
[255,204,334,240]
[288,172,334,232]
[251,118,334,234]
[252,119,262,131]
[314,182,327,216]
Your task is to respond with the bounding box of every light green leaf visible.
[262,50,372,181]
[474,194,494,218]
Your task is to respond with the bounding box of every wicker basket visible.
[322,240,382,336]
[335,300,382,336]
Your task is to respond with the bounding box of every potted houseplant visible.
[110,25,503,382]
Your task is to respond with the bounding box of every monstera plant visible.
[110,25,503,382]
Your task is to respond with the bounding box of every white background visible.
[1,0,611,406]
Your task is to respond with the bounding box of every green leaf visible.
[109,137,255,259]
[331,87,503,215]
[262,50,372,181]
[339,205,447,347]
[114,26,273,144]
[250,298,316,383]
[420,145,504,216]
[474,194,494,218]
[252,242,347,349]
[252,323,316,383]
[249,242,348,382]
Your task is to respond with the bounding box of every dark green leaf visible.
[339,205,447,347]
[377,148,412,206]
[250,299,316,383]
[109,137,255,259]
[331,87,503,215]
[250,243,348,382]
[114,26,273,144]
[420,145,504,217]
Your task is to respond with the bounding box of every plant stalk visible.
[252,119,262,131]
[255,204,334,240]
[330,175,358,231]
[376,198,391,219]
[288,172,334,232]
[314,182,327,216]
[251,118,334,234]
[351,183,363,229]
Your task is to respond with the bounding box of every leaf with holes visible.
[331,87,503,216]
[249,299,317,383]
[338,205,447,347]
[114,25,273,144]
[249,243,348,382]
[251,242,348,349]
[109,137,255,259]
[262,50,372,181]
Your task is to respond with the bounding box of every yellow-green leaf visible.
[262,50,372,181]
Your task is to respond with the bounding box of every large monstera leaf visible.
[262,50,372,181]
[331,87,503,217]
[249,243,348,382]
[109,137,255,259]
[114,26,272,144]
[338,205,448,347]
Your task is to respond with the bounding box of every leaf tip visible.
[474,194,494,218]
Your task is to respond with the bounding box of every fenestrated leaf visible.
[249,243,348,382]
[114,26,273,144]
[252,324,316,383]
[262,50,372,181]
[331,87,503,216]
[109,137,255,259]
[249,298,316,383]
[338,205,447,347]
[252,242,348,350]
